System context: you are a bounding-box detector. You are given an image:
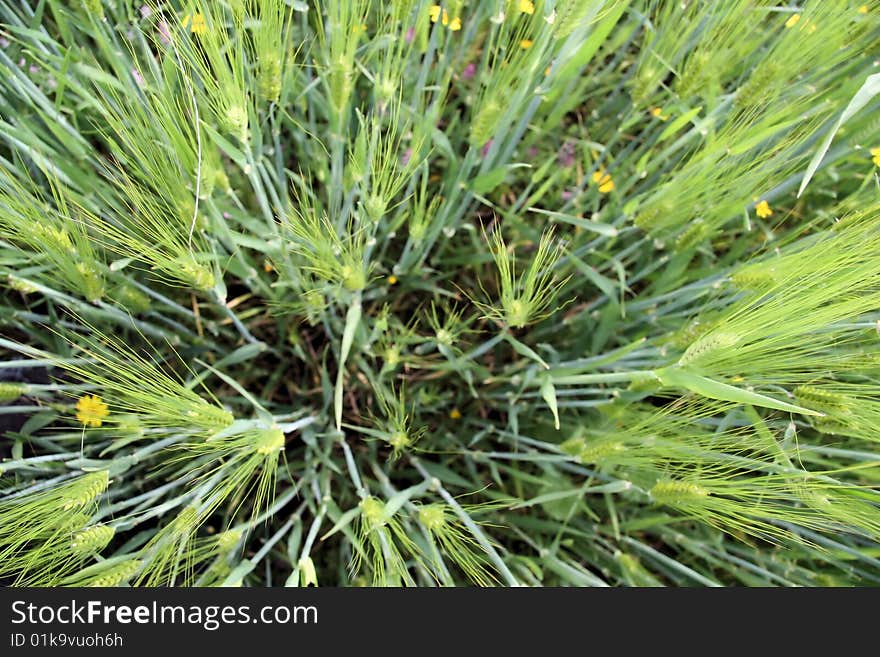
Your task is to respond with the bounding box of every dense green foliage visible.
[1,0,879,587]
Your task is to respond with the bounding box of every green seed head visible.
[178,258,215,291]
[505,298,530,328]
[7,275,39,293]
[375,75,396,103]
[735,62,782,109]
[341,263,366,291]
[255,428,285,455]
[435,328,453,346]
[418,504,447,532]
[578,441,626,465]
[0,382,27,403]
[87,560,141,587]
[173,506,200,535]
[793,386,849,413]
[650,480,710,505]
[224,105,249,142]
[76,262,105,302]
[328,65,353,115]
[360,497,387,530]
[383,345,401,368]
[470,98,503,148]
[112,283,151,313]
[259,56,283,103]
[633,200,674,233]
[33,224,73,252]
[678,332,740,367]
[63,471,110,510]
[677,51,716,98]
[387,430,410,451]
[674,220,710,252]
[363,194,387,223]
[554,0,593,39]
[216,529,242,552]
[730,265,779,290]
[82,0,103,18]
[186,403,234,430]
[70,524,115,556]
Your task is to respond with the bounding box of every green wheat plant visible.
[1,0,879,588]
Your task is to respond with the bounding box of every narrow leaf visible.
[655,367,823,417]
[540,375,560,430]
[798,73,880,197]
[335,297,362,429]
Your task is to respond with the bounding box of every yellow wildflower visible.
[755,200,773,218]
[519,0,535,15]
[449,408,462,420]
[650,107,668,121]
[76,395,109,428]
[784,14,800,28]
[388,275,398,285]
[520,39,534,49]
[429,5,460,30]
[871,147,880,167]
[181,13,207,35]
[592,168,615,194]
[858,5,869,14]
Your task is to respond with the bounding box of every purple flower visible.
[158,20,171,45]
[401,147,413,166]
[0,36,9,49]
[561,189,574,201]
[405,27,415,43]
[29,64,39,75]
[558,141,575,167]
[480,139,494,158]
[140,5,152,19]
[527,146,539,159]
[132,68,145,87]
[461,62,476,80]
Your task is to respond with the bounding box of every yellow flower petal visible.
[858,5,869,14]
[755,200,773,218]
[519,0,535,15]
[182,13,207,35]
[592,170,615,194]
[76,395,109,428]
[429,5,441,23]
[785,13,801,28]
[520,39,533,49]
[449,16,462,31]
